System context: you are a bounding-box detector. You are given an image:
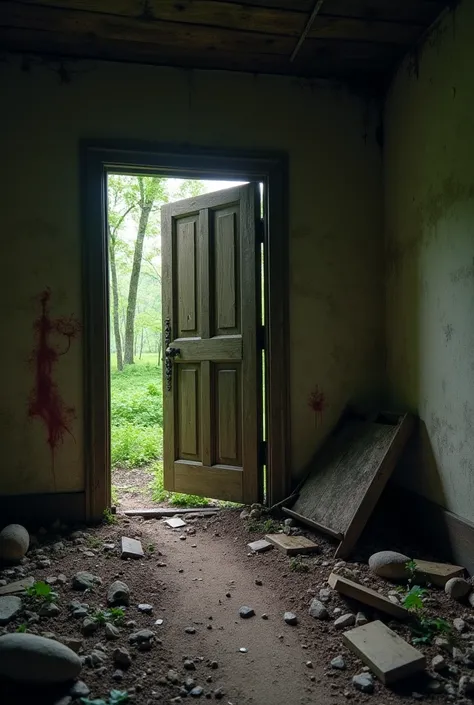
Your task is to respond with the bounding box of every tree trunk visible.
[109,238,123,371]
[124,179,153,366]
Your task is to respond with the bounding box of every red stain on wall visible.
[29,289,81,484]
[308,386,327,428]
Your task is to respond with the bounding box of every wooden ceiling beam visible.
[291,0,325,62]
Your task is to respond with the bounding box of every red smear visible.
[28,289,81,485]
[308,386,327,428]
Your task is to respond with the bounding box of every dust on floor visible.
[0,510,471,705]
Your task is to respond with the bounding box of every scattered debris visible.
[247,539,273,553]
[283,611,298,625]
[165,517,187,529]
[343,620,426,684]
[120,536,144,559]
[368,551,411,580]
[328,572,409,619]
[0,524,30,563]
[265,533,319,556]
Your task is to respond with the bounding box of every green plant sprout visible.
[25,581,57,603]
[401,584,451,644]
[81,690,129,705]
[16,624,27,633]
[91,607,125,626]
[289,555,310,573]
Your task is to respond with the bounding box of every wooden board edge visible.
[282,507,343,540]
[334,413,415,558]
[264,534,319,555]
[328,572,409,619]
[123,507,219,517]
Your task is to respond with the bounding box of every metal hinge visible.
[259,440,267,468]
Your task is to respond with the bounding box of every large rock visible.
[107,580,130,606]
[0,595,22,624]
[368,550,411,580]
[0,524,29,563]
[445,577,471,600]
[0,633,81,683]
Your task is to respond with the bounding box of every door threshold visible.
[122,507,221,518]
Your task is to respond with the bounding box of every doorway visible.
[82,143,289,521]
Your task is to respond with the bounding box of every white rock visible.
[334,613,355,629]
[368,550,410,580]
[0,524,29,563]
[0,595,22,624]
[454,617,467,633]
[356,612,368,626]
[431,654,446,672]
[353,672,374,693]
[445,577,471,600]
[0,633,81,683]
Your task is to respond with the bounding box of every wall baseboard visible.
[382,483,474,575]
[0,492,85,528]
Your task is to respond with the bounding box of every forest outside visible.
[108,175,244,508]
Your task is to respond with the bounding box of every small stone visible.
[36,559,52,569]
[308,599,329,620]
[184,659,196,670]
[113,646,132,668]
[185,626,197,634]
[261,613,268,620]
[54,697,72,705]
[190,686,204,697]
[331,656,346,670]
[103,543,115,551]
[240,509,250,520]
[167,669,180,684]
[0,596,22,624]
[46,576,58,585]
[0,525,30,563]
[248,508,261,519]
[355,612,368,626]
[319,588,332,603]
[454,618,467,633]
[431,654,446,671]
[83,551,95,558]
[90,649,107,667]
[412,692,424,700]
[239,647,248,653]
[60,637,83,653]
[39,602,60,618]
[255,579,263,586]
[435,637,451,652]
[459,675,474,696]
[239,606,255,619]
[57,574,67,585]
[426,680,443,694]
[368,551,411,580]
[82,617,99,635]
[70,681,90,698]
[138,603,153,613]
[445,577,471,600]
[107,580,130,606]
[214,687,225,699]
[352,673,374,694]
[247,540,272,553]
[72,607,88,619]
[72,572,101,591]
[306,660,313,668]
[112,669,124,681]
[284,612,298,625]
[105,623,120,640]
[334,613,355,629]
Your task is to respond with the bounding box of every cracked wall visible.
[384,1,474,520]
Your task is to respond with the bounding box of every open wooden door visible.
[161,184,262,504]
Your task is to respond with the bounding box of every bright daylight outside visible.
[108,175,246,511]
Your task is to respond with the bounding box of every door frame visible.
[81,141,290,520]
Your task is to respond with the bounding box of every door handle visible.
[165,346,181,359]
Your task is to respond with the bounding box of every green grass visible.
[149,461,212,507]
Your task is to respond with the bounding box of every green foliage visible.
[103,508,117,525]
[150,462,211,507]
[289,556,310,573]
[16,624,27,633]
[247,517,281,533]
[25,581,56,603]
[401,582,452,645]
[91,608,125,626]
[81,690,129,705]
[402,585,427,612]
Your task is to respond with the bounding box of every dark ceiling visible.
[0,1,451,85]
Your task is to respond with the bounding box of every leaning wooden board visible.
[283,412,414,557]
[328,572,409,619]
[343,620,426,684]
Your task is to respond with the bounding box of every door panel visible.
[162,183,261,504]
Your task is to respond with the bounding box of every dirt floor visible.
[112,466,156,510]
[1,508,473,705]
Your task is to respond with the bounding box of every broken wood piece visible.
[343,620,426,684]
[328,572,408,619]
[265,533,319,556]
[288,412,414,558]
[121,536,144,559]
[123,508,218,517]
[0,576,35,595]
[165,517,187,529]
[248,539,273,553]
[414,559,464,587]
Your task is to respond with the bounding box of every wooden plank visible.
[343,620,426,684]
[174,337,242,362]
[0,577,35,595]
[282,507,343,540]
[265,533,320,556]
[123,508,218,517]
[290,413,414,559]
[414,559,464,587]
[328,572,409,620]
